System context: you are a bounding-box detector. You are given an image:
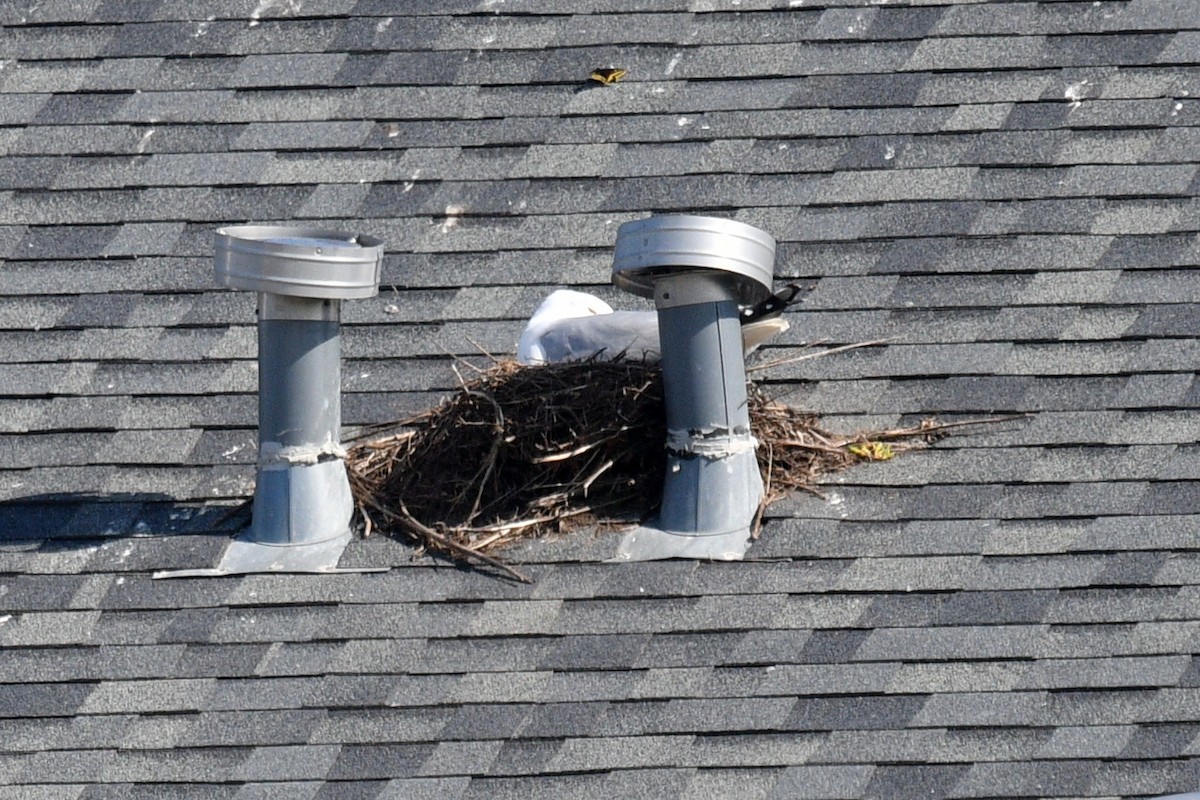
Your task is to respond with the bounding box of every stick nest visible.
[346,358,950,571]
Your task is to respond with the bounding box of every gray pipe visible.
[654,274,763,540]
[610,215,776,562]
[156,227,385,577]
[250,293,351,546]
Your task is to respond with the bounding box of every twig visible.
[457,386,507,524]
[865,414,1031,440]
[458,503,604,536]
[530,428,632,463]
[450,362,470,390]
[364,495,533,583]
[398,501,532,583]
[464,517,553,536]
[579,458,615,496]
[468,531,507,551]
[751,442,772,540]
[747,339,894,373]
[464,335,504,365]
[772,438,848,455]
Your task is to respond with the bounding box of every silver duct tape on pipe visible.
[666,428,759,458]
[258,439,348,468]
[610,217,777,563]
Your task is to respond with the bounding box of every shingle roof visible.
[1,1,1198,797]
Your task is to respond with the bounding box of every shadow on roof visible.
[0,492,246,543]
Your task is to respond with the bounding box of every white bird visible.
[517,287,799,366]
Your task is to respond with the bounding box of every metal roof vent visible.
[610,214,776,562]
[157,226,387,578]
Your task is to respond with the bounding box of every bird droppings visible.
[440,205,465,233]
[1065,80,1089,109]
[249,0,302,27]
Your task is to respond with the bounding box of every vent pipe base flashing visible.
[612,448,763,562]
[609,216,776,563]
[156,533,373,579]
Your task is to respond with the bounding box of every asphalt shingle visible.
[1,3,1198,798]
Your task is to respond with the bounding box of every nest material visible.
[349,359,666,551]
[346,358,955,576]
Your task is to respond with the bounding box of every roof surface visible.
[2,0,1199,797]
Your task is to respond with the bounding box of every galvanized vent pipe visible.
[610,215,776,561]
[156,226,386,578]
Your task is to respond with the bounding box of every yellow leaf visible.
[589,67,627,85]
[848,441,894,461]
